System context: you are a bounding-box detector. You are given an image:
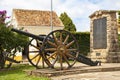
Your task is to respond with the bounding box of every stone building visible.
[89,10,120,62]
[11,9,64,35]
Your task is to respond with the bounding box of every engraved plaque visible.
[93,17,107,49]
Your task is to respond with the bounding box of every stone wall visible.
[89,10,120,62]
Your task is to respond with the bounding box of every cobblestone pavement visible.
[51,71,120,80]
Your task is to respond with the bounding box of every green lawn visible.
[0,64,51,80]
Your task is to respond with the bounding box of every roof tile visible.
[13,9,64,27]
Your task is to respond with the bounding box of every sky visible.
[0,0,120,32]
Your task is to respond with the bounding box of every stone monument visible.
[89,10,120,62]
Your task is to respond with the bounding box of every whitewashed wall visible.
[18,26,64,35]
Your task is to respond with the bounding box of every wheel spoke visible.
[48,51,57,59]
[45,48,57,51]
[36,56,41,66]
[52,55,58,65]
[36,40,42,47]
[29,51,39,53]
[62,54,71,67]
[47,40,57,47]
[52,33,59,45]
[63,35,69,44]
[30,44,39,49]
[31,53,40,60]
[67,49,77,52]
[42,58,45,68]
[43,53,55,68]
[66,40,75,48]
[66,53,76,59]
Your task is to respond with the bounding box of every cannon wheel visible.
[0,51,15,69]
[42,30,79,70]
[5,52,16,68]
[27,38,48,69]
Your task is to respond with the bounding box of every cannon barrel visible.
[11,28,45,41]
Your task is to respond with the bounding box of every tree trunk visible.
[0,52,5,69]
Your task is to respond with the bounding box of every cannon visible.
[1,28,99,70]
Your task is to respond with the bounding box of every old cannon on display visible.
[11,28,81,70]
[1,28,99,70]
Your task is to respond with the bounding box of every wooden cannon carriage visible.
[0,28,99,70]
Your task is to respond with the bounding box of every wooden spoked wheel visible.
[0,51,15,69]
[5,52,15,68]
[27,38,48,69]
[42,30,79,70]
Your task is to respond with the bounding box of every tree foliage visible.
[118,11,120,24]
[0,24,29,54]
[0,10,29,68]
[59,12,76,32]
[0,10,29,53]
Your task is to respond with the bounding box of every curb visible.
[25,66,120,77]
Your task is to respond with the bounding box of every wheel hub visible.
[57,45,66,54]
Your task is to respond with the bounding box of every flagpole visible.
[50,0,53,31]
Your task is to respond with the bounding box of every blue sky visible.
[0,0,120,32]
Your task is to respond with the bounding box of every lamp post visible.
[50,0,53,31]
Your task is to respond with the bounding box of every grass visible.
[0,64,51,80]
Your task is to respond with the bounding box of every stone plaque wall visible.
[89,10,120,62]
[93,17,107,49]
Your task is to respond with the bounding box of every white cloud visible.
[0,0,120,31]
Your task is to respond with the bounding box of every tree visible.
[118,11,120,24]
[0,10,29,68]
[59,12,76,32]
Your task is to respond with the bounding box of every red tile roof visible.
[12,9,64,27]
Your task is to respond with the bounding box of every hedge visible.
[118,34,120,47]
[72,32,90,56]
[71,33,120,56]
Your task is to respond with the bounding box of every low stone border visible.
[24,66,120,77]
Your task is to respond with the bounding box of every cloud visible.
[54,0,100,31]
[0,0,120,31]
